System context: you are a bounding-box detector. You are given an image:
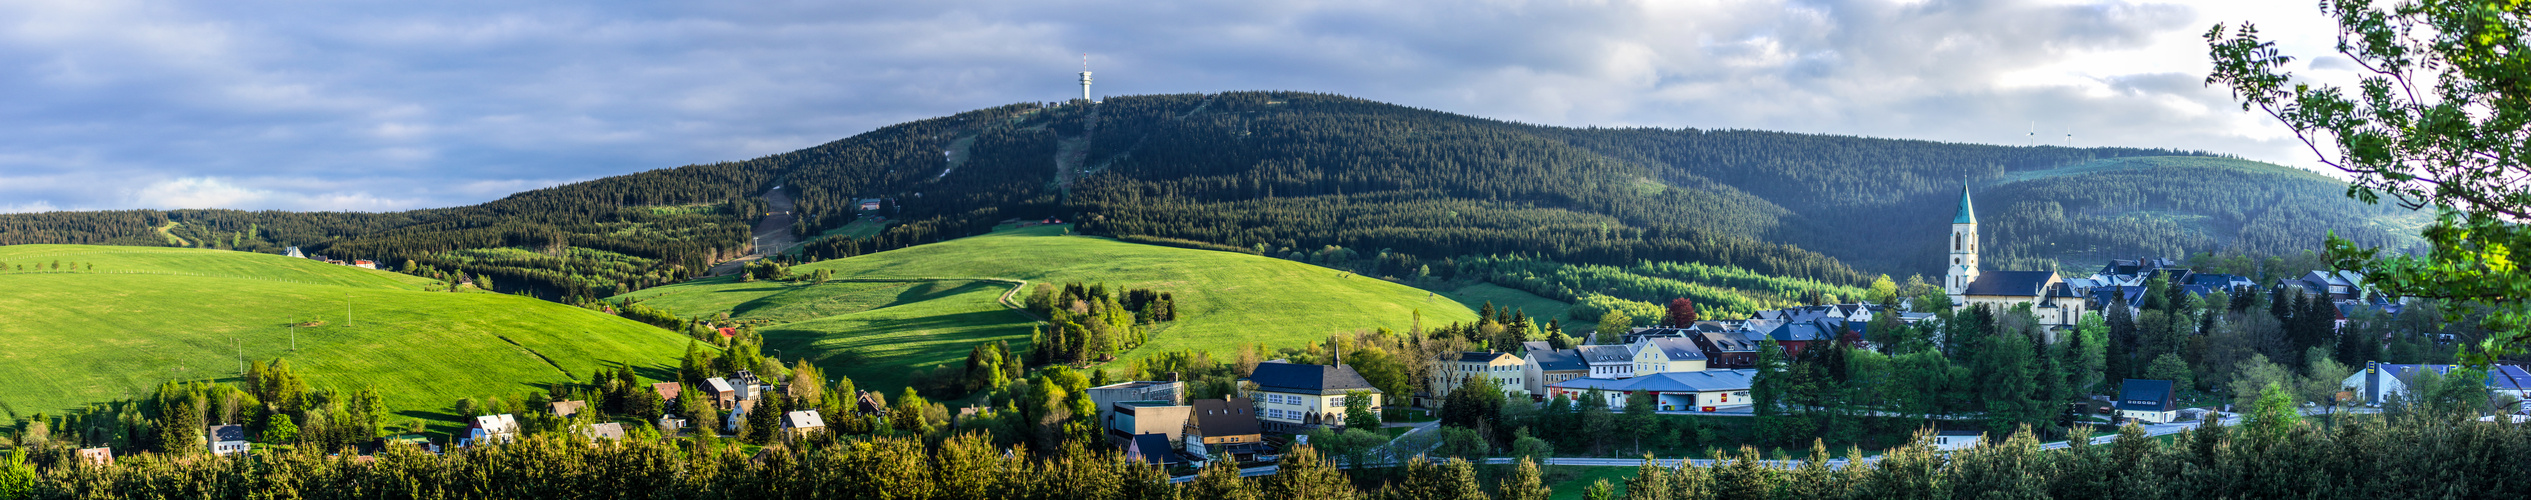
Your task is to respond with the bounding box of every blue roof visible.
[1528,349,1587,371]
[1954,186,1977,224]
[1248,361,1380,395]
[2117,379,2175,412]
[1127,433,1184,465]
[1644,338,1707,360]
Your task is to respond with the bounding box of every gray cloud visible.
[0,0,2340,212]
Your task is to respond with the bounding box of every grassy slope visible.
[0,245,695,423]
[615,225,1478,392]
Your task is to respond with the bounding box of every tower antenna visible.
[1078,53,1093,103]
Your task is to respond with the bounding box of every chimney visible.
[1331,335,1342,366]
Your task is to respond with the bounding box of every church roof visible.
[1954,186,1977,224]
[1963,271,2060,297]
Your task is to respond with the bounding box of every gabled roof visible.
[705,378,735,394]
[587,423,626,441]
[1641,338,1707,361]
[1249,361,1380,395]
[1962,271,2059,297]
[1954,186,1977,224]
[2117,379,2176,412]
[1577,345,1633,364]
[551,400,587,417]
[785,410,826,429]
[1527,349,1587,371]
[1189,398,1261,436]
[473,414,519,434]
[206,424,248,443]
[1127,433,1185,465]
[653,382,682,401]
[1696,330,1758,352]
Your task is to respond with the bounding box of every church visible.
[1943,187,2087,330]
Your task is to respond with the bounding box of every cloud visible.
[0,0,2356,211]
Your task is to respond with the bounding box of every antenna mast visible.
[1078,53,1093,103]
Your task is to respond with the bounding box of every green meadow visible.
[614,225,1478,393]
[0,245,696,423]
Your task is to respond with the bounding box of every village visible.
[59,187,2525,478]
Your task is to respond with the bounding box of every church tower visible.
[1945,186,1980,301]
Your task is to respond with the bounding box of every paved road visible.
[1168,413,2244,482]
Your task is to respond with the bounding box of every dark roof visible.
[2117,379,2176,412]
[1577,345,1632,364]
[1962,271,2059,297]
[1189,398,1261,436]
[1248,362,1380,395]
[1697,330,1758,352]
[207,424,248,442]
[2089,286,2147,305]
[1128,433,1185,465]
[1454,351,1515,363]
[1528,349,1586,371]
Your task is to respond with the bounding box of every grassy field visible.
[1439,283,1578,329]
[615,225,1478,393]
[0,245,697,425]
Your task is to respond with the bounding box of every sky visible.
[0,0,2363,213]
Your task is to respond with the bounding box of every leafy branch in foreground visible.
[2206,0,2531,363]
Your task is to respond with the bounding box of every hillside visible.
[0,92,2431,298]
[0,245,697,421]
[610,225,1479,393]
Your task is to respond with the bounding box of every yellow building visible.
[1245,361,1383,432]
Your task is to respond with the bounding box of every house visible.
[2343,362,2531,404]
[583,423,627,442]
[652,382,683,402]
[205,424,251,456]
[283,247,305,259]
[1183,398,1266,464]
[705,378,738,409]
[2299,271,2361,301]
[1522,348,1589,398]
[1691,328,1760,368]
[551,400,588,418]
[467,414,521,447]
[1245,361,1382,431]
[857,390,891,416]
[1546,369,1759,412]
[730,370,765,400]
[1429,352,1526,401]
[1123,433,1187,467]
[1631,337,1709,375]
[1943,187,2088,330]
[1107,400,1195,446]
[1756,320,1839,359]
[352,260,378,270]
[783,410,827,440]
[1933,430,1984,451]
[1087,380,1184,424]
[77,447,112,466]
[858,198,885,211]
[2116,379,2179,424]
[658,415,689,436]
[1578,345,1634,379]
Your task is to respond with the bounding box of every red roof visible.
[717,327,737,338]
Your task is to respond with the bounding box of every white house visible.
[2116,379,2179,424]
[1578,345,1634,379]
[1933,430,1984,451]
[204,425,251,456]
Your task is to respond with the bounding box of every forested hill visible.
[0,92,2424,299]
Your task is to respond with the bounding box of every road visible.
[705,185,797,276]
[1167,413,2243,482]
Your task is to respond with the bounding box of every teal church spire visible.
[1953,186,1977,224]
